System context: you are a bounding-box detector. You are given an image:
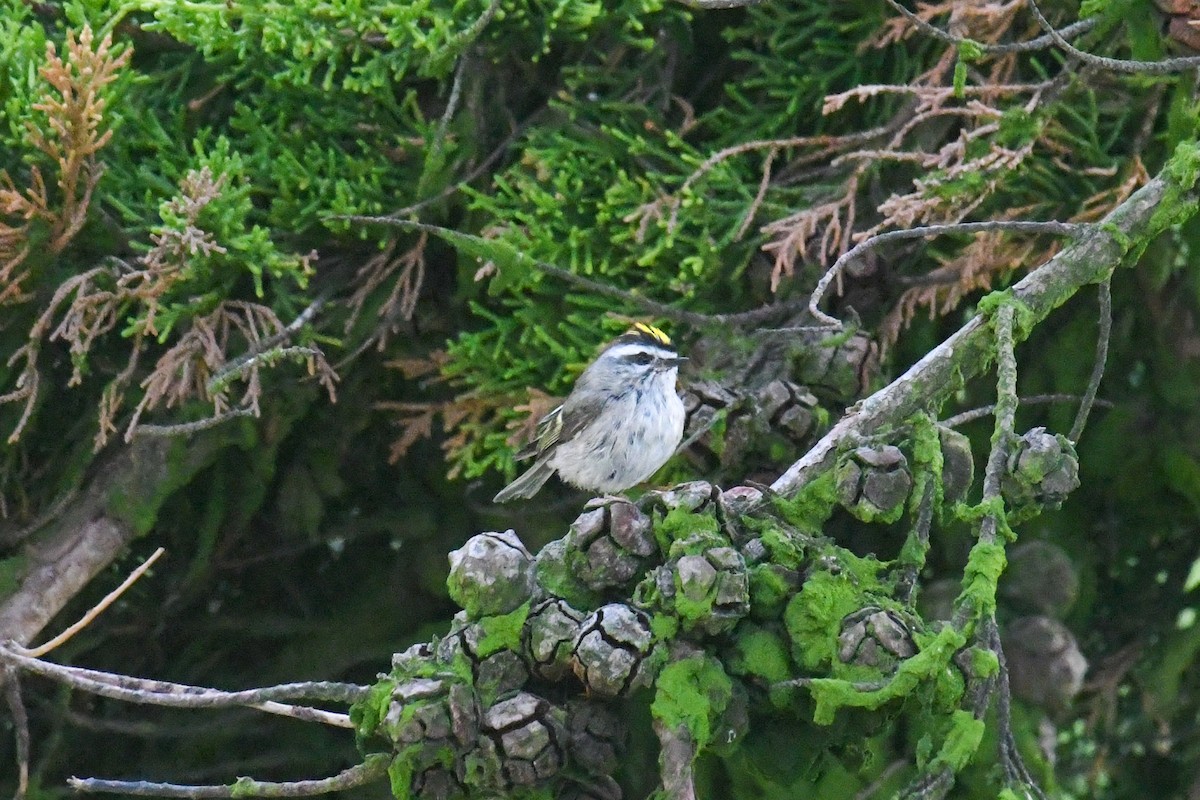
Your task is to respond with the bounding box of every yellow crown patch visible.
[629,322,672,347]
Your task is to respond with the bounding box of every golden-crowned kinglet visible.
[494,323,687,503]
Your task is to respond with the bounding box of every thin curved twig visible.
[883,0,1098,55]
[1069,278,1111,442]
[940,393,1112,428]
[0,646,365,728]
[1028,0,1200,74]
[68,754,390,798]
[18,548,165,658]
[132,408,258,438]
[808,221,1086,327]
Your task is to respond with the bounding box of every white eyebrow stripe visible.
[605,342,677,361]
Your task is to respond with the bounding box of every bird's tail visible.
[493,458,556,503]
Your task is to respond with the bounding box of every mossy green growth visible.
[977,291,1037,341]
[1147,139,1200,243]
[906,414,943,504]
[748,563,793,616]
[968,645,1000,679]
[783,554,884,671]
[726,625,793,685]
[471,601,532,657]
[386,752,415,800]
[651,612,680,641]
[351,676,397,742]
[655,505,721,550]
[805,624,967,725]
[928,709,986,772]
[910,629,966,713]
[747,519,809,570]
[387,745,455,800]
[771,470,838,533]
[534,538,599,609]
[957,539,1007,621]
[651,654,734,749]
[1164,139,1200,193]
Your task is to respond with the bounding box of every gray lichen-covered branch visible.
[772,145,1200,497]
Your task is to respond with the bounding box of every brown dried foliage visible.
[343,231,428,350]
[378,350,499,471]
[0,26,130,303]
[123,300,338,443]
[1,160,335,447]
[665,1,1148,341]
[379,350,543,477]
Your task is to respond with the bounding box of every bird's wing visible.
[514,393,607,461]
[515,404,564,461]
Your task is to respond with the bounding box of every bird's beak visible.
[658,356,688,369]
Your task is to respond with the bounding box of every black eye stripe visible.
[623,352,656,365]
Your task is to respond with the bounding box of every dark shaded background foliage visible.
[2,0,1200,797]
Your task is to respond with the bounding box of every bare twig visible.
[0,645,364,728]
[940,393,1111,428]
[809,220,1086,327]
[208,295,328,389]
[896,479,935,605]
[1028,0,1200,74]
[989,622,1048,799]
[444,0,502,52]
[734,146,777,240]
[68,754,390,798]
[205,346,322,397]
[882,0,1097,54]
[6,666,30,800]
[132,408,258,438]
[1069,278,1111,442]
[18,547,165,657]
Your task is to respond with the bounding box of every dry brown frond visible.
[1068,159,1150,223]
[0,345,40,444]
[126,167,228,338]
[441,395,503,480]
[377,391,505,470]
[879,230,1054,350]
[383,350,450,380]
[0,25,130,301]
[124,301,337,441]
[343,232,428,348]
[507,388,561,448]
[759,173,859,291]
[380,401,439,462]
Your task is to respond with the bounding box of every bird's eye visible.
[630,352,655,366]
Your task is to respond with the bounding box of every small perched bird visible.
[494,323,687,503]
